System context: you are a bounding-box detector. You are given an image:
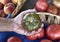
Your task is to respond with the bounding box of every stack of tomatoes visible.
[26,0,60,42]
[35,0,60,15]
[26,22,60,42]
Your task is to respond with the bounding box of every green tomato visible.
[22,13,42,32]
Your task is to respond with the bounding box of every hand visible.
[0,9,37,36]
[0,9,43,36]
[13,9,44,36]
[0,17,14,31]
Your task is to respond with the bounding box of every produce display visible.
[25,0,60,41]
[35,0,60,16]
[0,0,17,17]
[0,0,60,42]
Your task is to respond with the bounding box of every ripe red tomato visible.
[26,28,44,40]
[47,5,58,15]
[7,36,22,42]
[34,28,44,38]
[35,0,48,12]
[26,34,37,40]
[40,39,52,42]
[46,24,60,40]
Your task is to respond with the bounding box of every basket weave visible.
[11,0,26,18]
[15,8,60,25]
[31,12,60,25]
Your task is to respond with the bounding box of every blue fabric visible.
[0,32,40,42]
[7,14,11,19]
[0,22,58,42]
[1,0,58,42]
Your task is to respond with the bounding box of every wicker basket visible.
[34,12,60,25]
[11,0,26,18]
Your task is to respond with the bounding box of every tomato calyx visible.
[22,13,42,32]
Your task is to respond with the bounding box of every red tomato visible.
[40,39,52,42]
[26,34,37,40]
[26,28,44,40]
[7,36,22,42]
[35,28,44,38]
[47,5,58,15]
[46,24,60,40]
[35,0,48,12]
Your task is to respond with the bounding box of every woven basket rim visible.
[31,12,60,24]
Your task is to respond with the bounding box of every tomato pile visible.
[25,0,60,42]
[35,0,60,15]
[26,23,60,41]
